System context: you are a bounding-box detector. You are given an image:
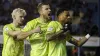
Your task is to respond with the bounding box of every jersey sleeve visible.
[3,25,12,35]
[46,21,58,35]
[21,20,36,40]
[21,22,33,32]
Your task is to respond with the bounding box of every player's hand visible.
[62,24,69,33]
[86,25,97,36]
[63,24,68,32]
[85,26,97,39]
[33,26,41,33]
[89,26,98,36]
[62,23,71,33]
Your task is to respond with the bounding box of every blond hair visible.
[11,8,26,19]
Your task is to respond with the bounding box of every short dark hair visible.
[37,2,49,12]
[56,8,69,17]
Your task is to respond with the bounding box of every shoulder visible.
[27,19,36,24]
[3,24,12,32]
[49,21,59,25]
[49,21,58,23]
[26,18,39,26]
[47,21,59,30]
[3,24,12,29]
[49,21,61,26]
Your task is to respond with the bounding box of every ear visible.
[12,15,16,19]
[39,11,43,15]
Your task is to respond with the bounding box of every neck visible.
[59,21,64,26]
[12,21,19,27]
[39,15,48,23]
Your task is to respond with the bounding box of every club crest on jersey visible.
[47,27,53,31]
[5,27,9,31]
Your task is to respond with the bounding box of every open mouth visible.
[48,13,51,16]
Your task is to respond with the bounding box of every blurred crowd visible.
[0,0,99,36]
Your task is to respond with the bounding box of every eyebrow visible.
[20,15,24,17]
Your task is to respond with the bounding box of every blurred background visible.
[0,0,100,56]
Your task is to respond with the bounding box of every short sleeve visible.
[3,25,12,34]
[46,21,57,35]
[21,20,36,40]
[22,20,35,32]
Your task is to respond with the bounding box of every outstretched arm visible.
[69,26,95,47]
[66,33,90,47]
[46,30,63,41]
[7,30,21,38]
[7,26,41,40]
[17,26,41,40]
[3,26,21,39]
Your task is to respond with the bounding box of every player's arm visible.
[46,30,63,41]
[68,26,95,47]
[67,33,90,47]
[3,26,20,39]
[46,23,69,41]
[17,26,41,40]
[8,30,21,37]
[7,26,40,39]
[16,20,41,40]
[46,21,64,41]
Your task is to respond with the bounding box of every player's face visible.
[14,13,25,25]
[60,11,71,23]
[40,5,51,20]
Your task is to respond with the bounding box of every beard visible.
[64,20,72,24]
[43,15,52,21]
[47,16,52,21]
[19,21,24,26]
